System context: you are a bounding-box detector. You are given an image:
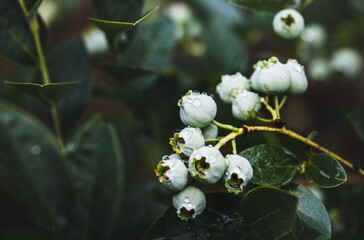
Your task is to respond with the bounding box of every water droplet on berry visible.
[187,204,193,208]
[233,167,240,173]
[241,90,247,97]
[192,99,201,107]
[201,92,207,95]
[294,65,302,72]
[184,197,190,203]
[162,155,169,161]
[31,145,42,155]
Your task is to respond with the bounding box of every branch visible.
[245,125,364,177]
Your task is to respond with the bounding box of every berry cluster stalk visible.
[212,120,364,177]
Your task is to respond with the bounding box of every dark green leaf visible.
[144,193,250,240]
[305,153,347,188]
[116,182,170,240]
[27,0,43,22]
[33,37,91,136]
[286,184,331,240]
[229,0,301,12]
[4,81,79,104]
[0,0,42,64]
[241,186,298,239]
[89,6,159,41]
[347,110,364,143]
[0,101,73,233]
[118,16,174,72]
[90,0,143,23]
[65,116,125,240]
[240,144,299,186]
[307,131,318,141]
[203,23,247,75]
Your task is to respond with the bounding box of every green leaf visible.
[240,144,299,186]
[0,0,45,64]
[115,17,175,91]
[0,101,73,233]
[33,37,91,136]
[203,23,247,75]
[89,6,159,41]
[144,193,250,240]
[118,17,174,71]
[27,0,43,22]
[305,153,347,188]
[347,110,364,143]
[286,184,331,240]
[4,81,79,104]
[241,186,299,239]
[90,0,143,23]
[65,116,125,240]
[229,0,301,12]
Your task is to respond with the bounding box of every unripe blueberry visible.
[155,158,189,192]
[82,27,110,57]
[330,47,362,78]
[249,61,262,92]
[173,186,206,221]
[273,9,305,39]
[232,90,261,121]
[308,58,332,81]
[178,90,217,128]
[300,23,326,47]
[170,127,205,156]
[223,155,253,195]
[255,57,291,95]
[188,145,226,184]
[285,59,308,95]
[216,72,250,104]
[202,123,218,140]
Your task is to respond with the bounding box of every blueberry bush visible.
[0,0,363,239]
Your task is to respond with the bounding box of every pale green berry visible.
[255,57,291,95]
[273,9,305,39]
[169,127,205,156]
[330,47,362,77]
[223,155,253,195]
[249,61,262,92]
[216,72,250,104]
[155,158,188,192]
[285,59,308,96]
[188,145,226,184]
[178,91,217,128]
[232,90,261,121]
[82,27,110,57]
[300,23,326,47]
[308,58,332,81]
[173,186,206,221]
[202,123,218,140]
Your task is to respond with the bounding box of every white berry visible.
[216,72,250,104]
[273,9,305,39]
[178,90,217,128]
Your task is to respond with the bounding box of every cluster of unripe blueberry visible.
[155,55,308,221]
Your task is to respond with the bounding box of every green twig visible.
[260,97,276,119]
[212,120,239,132]
[274,95,281,119]
[256,116,274,123]
[19,0,63,149]
[231,139,237,155]
[205,138,222,142]
[278,95,287,110]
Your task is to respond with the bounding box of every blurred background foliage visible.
[0,0,363,239]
